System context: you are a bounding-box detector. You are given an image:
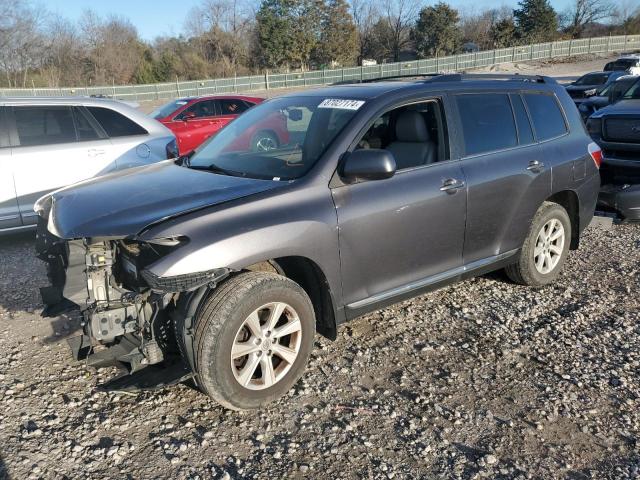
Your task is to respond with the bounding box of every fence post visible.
[569,39,573,56]
[550,41,554,58]
[379,63,383,78]
[588,37,592,53]
[113,78,116,98]
[436,52,439,72]
[493,49,496,65]
[607,34,611,52]
[455,54,458,71]
[341,68,344,83]
[234,74,237,92]
[530,43,534,60]
[360,65,363,82]
[175,76,180,96]
[265,70,269,90]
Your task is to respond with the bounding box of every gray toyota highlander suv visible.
[35,74,601,410]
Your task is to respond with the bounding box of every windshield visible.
[150,99,192,119]
[188,96,362,180]
[575,73,609,86]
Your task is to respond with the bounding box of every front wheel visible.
[505,201,571,287]
[193,272,315,410]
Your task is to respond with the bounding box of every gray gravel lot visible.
[0,221,638,479]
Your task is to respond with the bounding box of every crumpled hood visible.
[41,161,285,239]
[590,99,640,118]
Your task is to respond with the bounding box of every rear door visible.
[9,105,113,225]
[0,106,21,230]
[84,106,152,169]
[214,98,251,128]
[455,92,551,264]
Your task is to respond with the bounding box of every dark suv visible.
[587,79,640,220]
[36,74,601,410]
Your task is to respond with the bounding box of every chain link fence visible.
[1,34,639,102]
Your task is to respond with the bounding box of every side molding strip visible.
[346,249,519,310]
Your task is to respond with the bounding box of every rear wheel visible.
[193,272,315,410]
[505,201,571,286]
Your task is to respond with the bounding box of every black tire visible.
[193,271,315,410]
[250,131,279,152]
[505,201,572,287]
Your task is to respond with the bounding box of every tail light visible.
[588,142,602,169]
[166,139,179,159]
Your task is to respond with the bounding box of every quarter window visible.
[13,106,76,147]
[87,107,147,137]
[523,93,568,141]
[456,94,518,156]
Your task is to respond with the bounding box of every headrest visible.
[395,111,430,143]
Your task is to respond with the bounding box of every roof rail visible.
[426,73,556,84]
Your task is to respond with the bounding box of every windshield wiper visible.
[188,163,241,177]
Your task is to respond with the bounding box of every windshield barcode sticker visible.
[318,99,365,110]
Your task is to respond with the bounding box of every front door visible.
[332,98,466,312]
[0,107,21,230]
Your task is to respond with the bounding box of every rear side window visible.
[510,94,535,146]
[523,93,568,141]
[86,107,147,137]
[218,99,249,115]
[13,106,76,147]
[455,94,518,156]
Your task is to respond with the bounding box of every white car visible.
[604,55,640,76]
[0,97,177,233]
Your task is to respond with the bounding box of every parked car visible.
[603,55,640,76]
[0,97,176,234]
[35,74,600,410]
[565,71,626,102]
[578,75,638,121]
[151,95,289,155]
[586,80,640,220]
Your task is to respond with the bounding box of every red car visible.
[151,95,289,155]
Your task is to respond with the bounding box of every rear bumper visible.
[576,173,600,234]
[598,183,640,220]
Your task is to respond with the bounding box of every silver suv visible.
[0,97,176,233]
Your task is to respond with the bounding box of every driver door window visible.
[179,100,217,120]
[356,99,449,170]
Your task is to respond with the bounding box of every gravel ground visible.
[0,221,638,479]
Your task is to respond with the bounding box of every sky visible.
[43,0,578,41]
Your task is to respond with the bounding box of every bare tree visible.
[351,0,380,62]
[563,0,614,37]
[382,0,421,62]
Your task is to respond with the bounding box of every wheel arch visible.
[246,256,338,340]
[546,190,580,249]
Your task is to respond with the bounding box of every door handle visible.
[440,178,465,193]
[527,160,545,173]
[88,149,105,157]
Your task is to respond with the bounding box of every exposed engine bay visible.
[35,218,228,391]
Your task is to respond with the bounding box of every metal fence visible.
[1,34,639,102]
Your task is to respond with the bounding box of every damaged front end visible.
[35,215,227,392]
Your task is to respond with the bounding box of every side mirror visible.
[340,149,396,183]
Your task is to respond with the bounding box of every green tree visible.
[413,2,462,58]
[489,18,518,48]
[513,0,559,43]
[256,0,321,70]
[313,0,357,66]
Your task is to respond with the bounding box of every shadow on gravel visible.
[0,452,9,480]
[0,231,40,313]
